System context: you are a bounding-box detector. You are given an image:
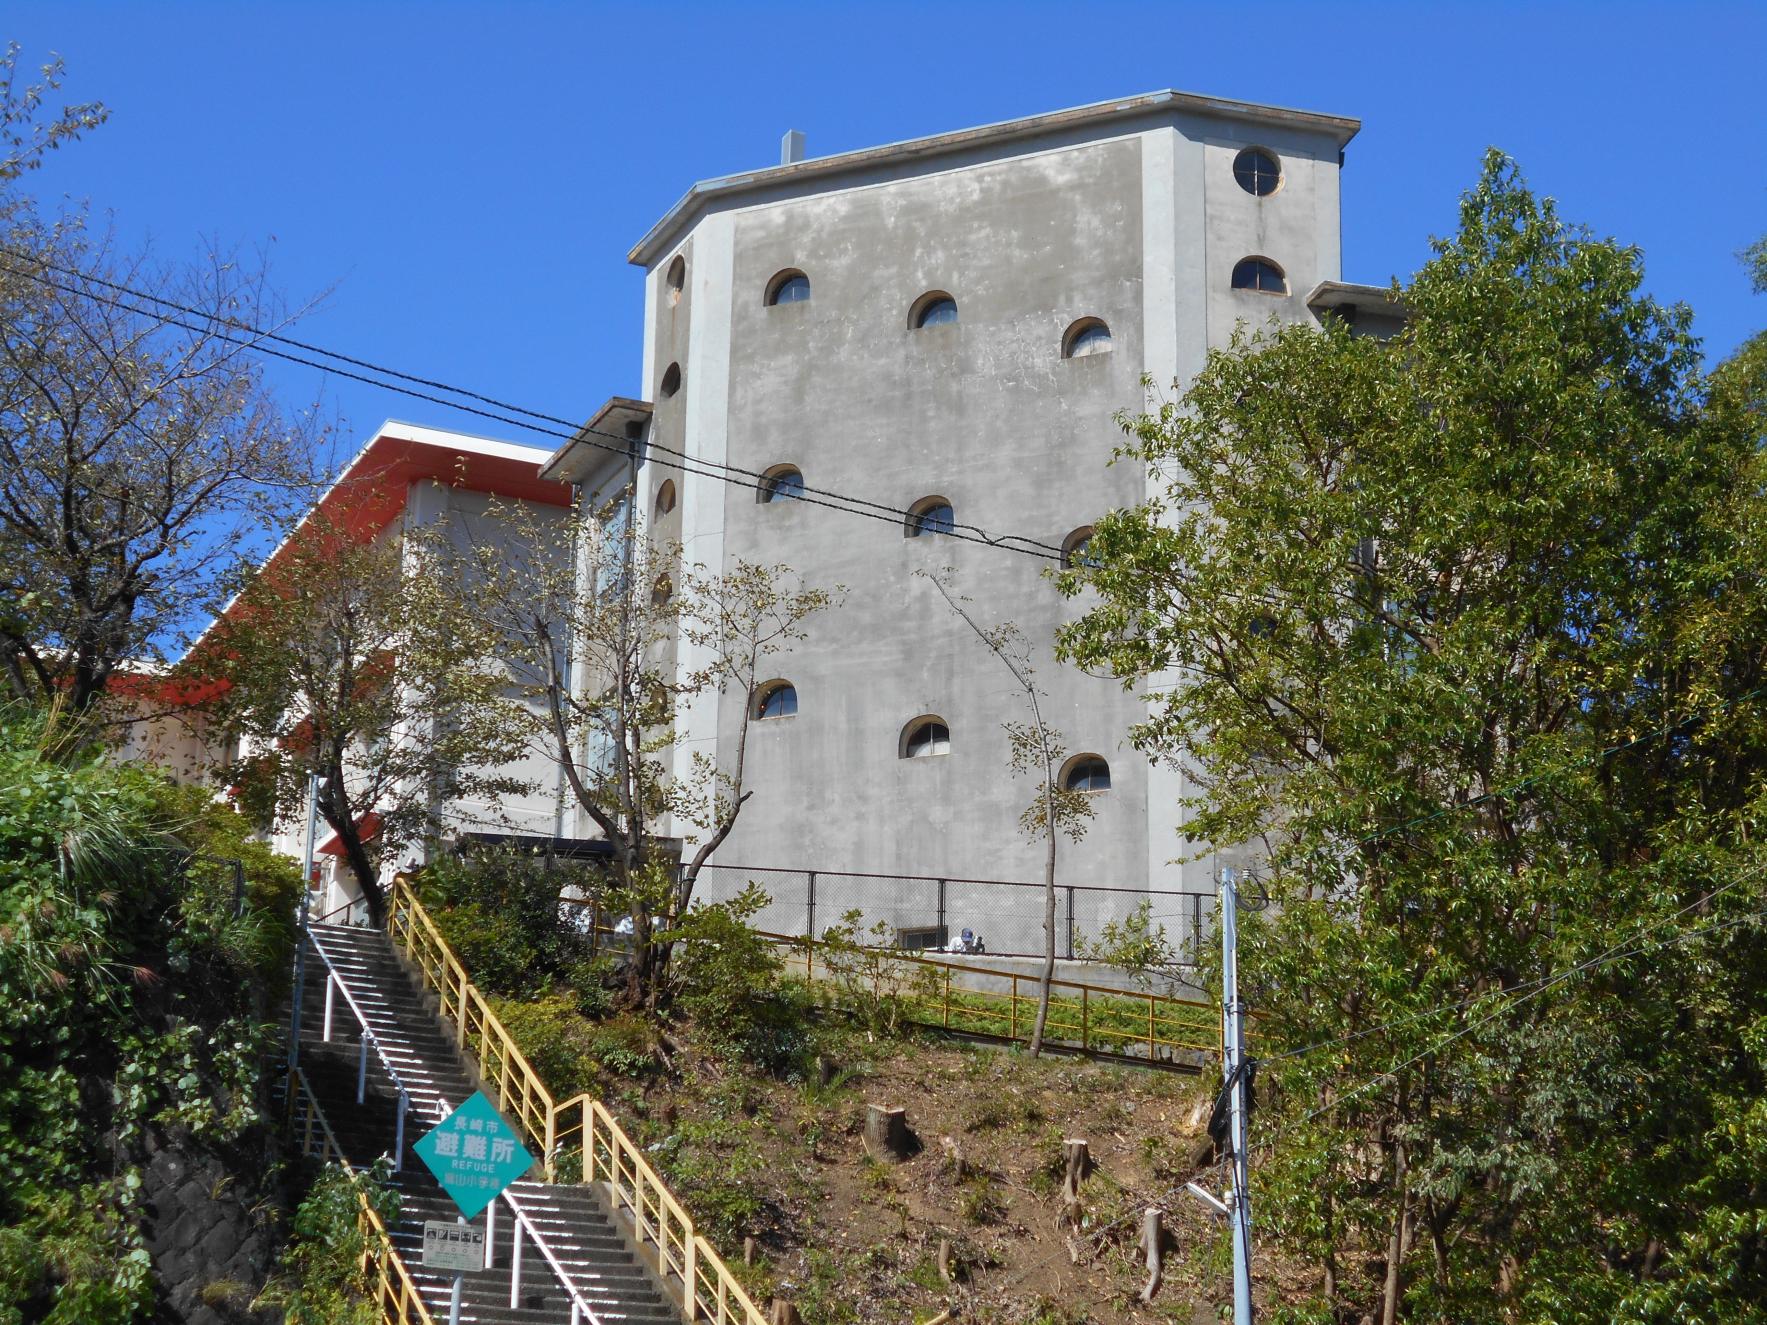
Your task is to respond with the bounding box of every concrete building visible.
[129,420,576,921]
[543,91,1391,952]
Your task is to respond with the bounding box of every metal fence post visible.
[288,890,309,1078]
[1065,887,1075,959]
[805,870,816,940]
[936,878,947,943]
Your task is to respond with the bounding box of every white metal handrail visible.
[307,927,419,1170]
[431,1095,606,1325]
[500,1186,606,1325]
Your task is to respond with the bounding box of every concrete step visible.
[292,923,683,1324]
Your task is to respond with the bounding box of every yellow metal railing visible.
[289,1066,437,1325]
[771,930,1221,1062]
[385,880,768,1325]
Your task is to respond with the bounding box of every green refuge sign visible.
[413,1091,535,1218]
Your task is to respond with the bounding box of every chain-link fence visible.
[686,862,1217,967]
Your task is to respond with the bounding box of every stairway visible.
[295,922,682,1325]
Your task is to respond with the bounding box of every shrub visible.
[417,845,602,995]
[817,910,939,1038]
[669,884,812,1070]
[490,995,605,1099]
[0,705,289,1324]
[260,1161,399,1324]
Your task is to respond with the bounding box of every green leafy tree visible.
[193,512,531,926]
[0,702,297,1322]
[1057,153,1767,1322]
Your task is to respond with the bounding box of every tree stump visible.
[937,1236,954,1283]
[743,1236,756,1266]
[864,1105,919,1161]
[940,1135,967,1181]
[769,1300,801,1325]
[1140,1206,1166,1303]
[1060,1138,1091,1229]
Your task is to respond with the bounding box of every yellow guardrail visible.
[386,879,768,1325]
[768,929,1221,1063]
[289,1066,437,1325]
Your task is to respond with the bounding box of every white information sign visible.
[422,1220,484,1273]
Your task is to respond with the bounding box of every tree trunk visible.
[1380,1135,1410,1325]
[1029,737,1057,1056]
[320,774,384,927]
[337,830,385,928]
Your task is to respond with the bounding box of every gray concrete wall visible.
[633,103,1347,943]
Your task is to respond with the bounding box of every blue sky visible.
[6,1,1764,462]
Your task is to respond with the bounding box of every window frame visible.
[905,497,955,538]
[758,466,806,504]
[1062,318,1113,360]
[766,269,811,306]
[1231,257,1288,295]
[1231,147,1283,198]
[1061,526,1099,569]
[1061,754,1112,793]
[901,717,952,759]
[909,291,959,329]
[753,680,799,721]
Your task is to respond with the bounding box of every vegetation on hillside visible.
[1058,156,1767,1321]
[0,704,302,1323]
[416,848,1258,1322]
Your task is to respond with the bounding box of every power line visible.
[0,251,1069,561]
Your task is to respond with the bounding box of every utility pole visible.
[288,770,321,1080]
[1220,866,1254,1325]
[300,769,321,903]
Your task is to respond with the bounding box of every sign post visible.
[413,1092,537,1325]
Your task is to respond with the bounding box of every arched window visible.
[901,717,951,758]
[753,681,798,720]
[659,362,683,397]
[910,292,958,329]
[767,270,811,305]
[1062,755,1111,792]
[906,497,955,537]
[1232,148,1282,197]
[651,573,673,606]
[1062,319,1113,359]
[1062,526,1099,569]
[665,255,686,303]
[758,466,805,503]
[654,480,677,516]
[1231,258,1287,295]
